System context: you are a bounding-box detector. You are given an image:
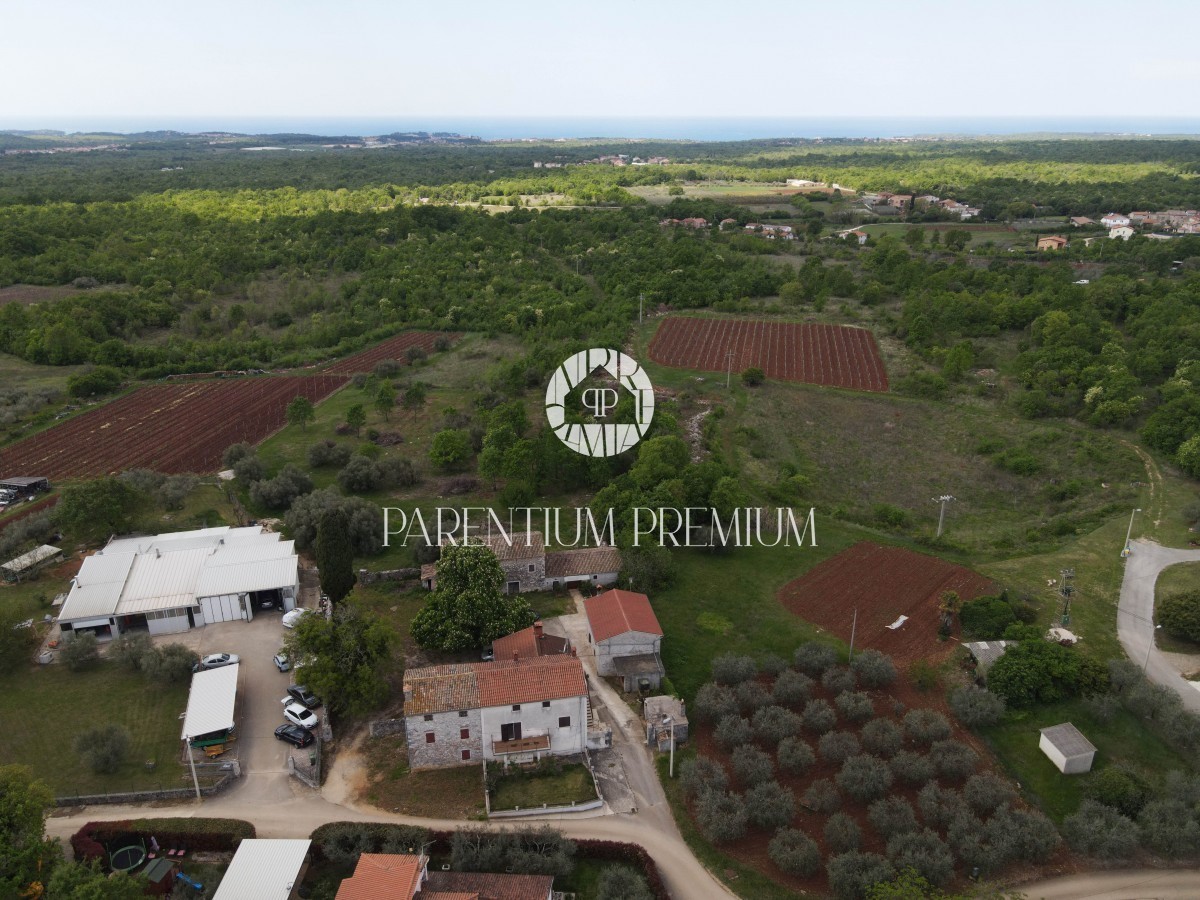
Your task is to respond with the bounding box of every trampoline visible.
[109,840,147,872]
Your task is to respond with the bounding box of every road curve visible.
[1117,538,1200,714]
[1022,867,1200,899]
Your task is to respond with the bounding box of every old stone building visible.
[584,588,665,691]
[420,531,620,594]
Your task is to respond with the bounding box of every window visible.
[559,716,571,728]
[461,749,471,761]
[425,733,435,744]
[458,710,468,718]
[542,701,551,709]
[460,728,470,740]
[423,714,433,722]
[512,704,521,712]
[528,564,535,572]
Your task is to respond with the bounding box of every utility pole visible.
[848,608,858,663]
[1058,568,1075,627]
[1122,507,1142,558]
[726,349,734,389]
[932,495,955,538]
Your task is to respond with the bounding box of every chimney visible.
[534,621,544,641]
[571,647,577,657]
[402,683,413,703]
[512,651,519,662]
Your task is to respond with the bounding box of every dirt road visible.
[1023,867,1200,898]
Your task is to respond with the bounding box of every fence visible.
[55,771,236,807]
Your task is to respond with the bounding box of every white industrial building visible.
[56,526,298,640]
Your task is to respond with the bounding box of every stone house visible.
[402,655,589,769]
[584,588,665,691]
[421,532,620,594]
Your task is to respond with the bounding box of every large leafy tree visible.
[54,477,145,540]
[411,544,535,651]
[0,765,58,897]
[47,859,144,899]
[316,507,356,605]
[283,602,392,715]
[286,395,316,431]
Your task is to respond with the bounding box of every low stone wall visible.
[488,797,605,818]
[369,718,406,738]
[358,567,420,586]
[55,772,236,807]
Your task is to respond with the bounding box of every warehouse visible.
[56,526,298,640]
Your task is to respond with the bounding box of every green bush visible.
[1064,800,1139,859]
[1158,590,1200,643]
[1083,765,1152,818]
[74,724,130,774]
[959,595,1017,639]
[61,633,99,671]
[596,865,654,900]
[768,827,821,876]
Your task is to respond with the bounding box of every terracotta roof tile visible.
[404,656,585,716]
[440,531,544,563]
[492,624,570,661]
[544,546,622,578]
[402,664,479,716]
[336,853,426,900]
[584,589,663,643]
[421,871,554,900]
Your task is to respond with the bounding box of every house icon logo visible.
[545,349,655,457]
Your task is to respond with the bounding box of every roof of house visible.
[584,589,663,643]
[544,546,622,578]
[1040,722,1097,758]
[644,694,687,724]
[611,653,665,677]
[212,839,311,900]
[420,871,554,900]
[964,640,1015,671]
[336,853,426,900]
[492,624,570,661]
[404,655,586,717]
[436,531,544,563]
[1038,235,1068,244]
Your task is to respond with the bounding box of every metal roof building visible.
[1,544,62,583]
[181,663,239,740]
[213,839,311,900]
[57,525,298,640]
[1039,722,1097,774]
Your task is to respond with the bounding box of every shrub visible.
[759,653,790,677]
[889,751,936,787]
[741,367,765,387]
[752,705,804,746]
[251,464,314,509]
[222,443,252,467]
[959,594,1018,639]
[693,683,738,722]
[947,684,1006,729]
[1127,681,1182,721]
[734,680,772,714]
[696,791,748,844]
[826,851,894,900]
[233,454,266,484]
[963,774,1016,816]
[768,827,821,877]
[821,666,857,696]
[868,796,919,839]
[141,643,198,683]
[824,813,861,853]
[835,691,874,723]
[802,698,837,734]
[837,754,894,803]
[803,778,842,814]
[777,736,816,776]
[75,724,130,774]
[714,715,753,750]
[908,660,941,693]
[109,633,153,671]
[1166,770,1200,806]
[596,865,654,900]
[928,740,978,781]
[819,731,862,765]
[1158,590,1200,642]
[1063,800,1139,859]
[1107,658,1143,694]
[989,805,1060,862]
[772,669,814,707]
[377,455,419,488]
[794,642,837,676]
[449,826,576,877]
[902,709,951,745]
[679,756,729,801]
[885,830,955,888]
[1138,799,1200,856]
[320,821,378,863]
[851,650,897,688]
[745,780,796,829]
[336,455,383,493]
[1082,765,1152,818]
[61,632,99,671]
[1082,693,1120,724]
[917,783,968,829]
[712,653,758,685]
[860,719,902,757]
[730,744,774,787]
[988,640,1107,706]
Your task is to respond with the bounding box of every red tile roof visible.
[402,664,480,716]
[492,624,570,661]
[544,546,622,578]
[404,655,586,716]
[336,853,426,900]
[584,589,663,643]
[420,871,554,900]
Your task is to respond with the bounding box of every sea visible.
[6,116,1200,141]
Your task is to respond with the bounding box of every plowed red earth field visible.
[322,331,459,375]
[779,541,997,664]
[648,317,888,392]
[0,375,346,478]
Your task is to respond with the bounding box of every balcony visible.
[492,730,550,755]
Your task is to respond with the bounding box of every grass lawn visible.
[980,698,1196,823]
[1153,561,1200,656]
[488,763,597,811]
[0,661,193,797]
[360,733,486,818]
[556,860,644,899]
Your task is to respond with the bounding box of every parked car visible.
[285,684,321,709]
[193,653,240,672]
[274,723,314,748]
[283,702,319,730]
[282,608,312,629]
[273,652,291,672]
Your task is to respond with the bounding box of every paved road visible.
[1023,867,1200,899]
[1117,539,1200,714]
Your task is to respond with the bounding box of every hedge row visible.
[71,817,256,864]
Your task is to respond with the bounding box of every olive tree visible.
[693,682,737,722]
[821,666,857,696]
[868,796,919,839]
[902,709,952,745]
[963,773,1016,816]
[928,739,978,781]
[768,827,821,876]
[772,669,814,706]
[697,791,748,844]
[889,751,935,787]
[802,778,842,814]
[861,719,902,757]
[802,698,837,734]
[885,830,955,888]
[731,744,774,787]
[712,653,758,685]
[835,691,874,723]
[777,736,816,776]
[1063,799,1139,859]
[794,641,837,676]
[714,715,753,750]
[837,754,894,803]
[851,649,897,688]
[948,683,1006,729]
[680,756,728,801]
[826,851,894,900]
[819,731,862,765]
[745,780,796,830]
[823,813,862,853]
[752,705,804,746]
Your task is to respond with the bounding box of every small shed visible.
[644,695,688,747]
[1039,722,1096,774]
[1,545,62,583]
[963,640,1016,678]
[213,839,311,900]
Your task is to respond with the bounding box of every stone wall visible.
[358,567,421,586]
[405,709,483,768]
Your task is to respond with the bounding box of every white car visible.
[195,653,239,671]
[281,608,312,629]
[282,701,319,729]
[273,651,291,672]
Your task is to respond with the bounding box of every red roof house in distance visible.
[492,620,571,662]
[584,588,665,691]
[336,852,555,899]
[336,852,426,900]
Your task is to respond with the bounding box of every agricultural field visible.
[779,542,997,665]
[648,317,888,392]
[0,375,346,478]
[322,331,458,375]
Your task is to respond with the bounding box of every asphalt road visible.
[1117,539,1200,714]
[1022,867,1200,899]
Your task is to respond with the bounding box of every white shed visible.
[213,839,310,900]
[1039,722,1096,774]
[182,663,239,743]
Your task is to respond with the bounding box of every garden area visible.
[487,757,599,812]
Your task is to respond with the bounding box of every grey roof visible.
[0,476,49,487]
[1040,722,1097,758]
[611,653,665,677]
[1,544,61,575]
[181,664,239,739]
[964,640,1016,672]
[213,839,310,900]
[644,695,687,724]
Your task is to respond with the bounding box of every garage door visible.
[201,594,244,623]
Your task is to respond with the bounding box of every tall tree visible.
[54,477,145,540]
[345,403,367,436]
[316,507,355,604]
[283,602,392,715]
[374,382,397,422]
[0,765,58,898]
[286,395,316,431]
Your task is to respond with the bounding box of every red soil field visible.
[779,542,998,665]
[648,317,888,392]
[322,331,459,375]
[0,375,347,479]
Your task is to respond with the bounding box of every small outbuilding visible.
[1039,722,1096,774]
[963,640,1016,678]
[644,695,688,748]
[1,544,62,583]
[213,839,311,900]
[584,588,665,691]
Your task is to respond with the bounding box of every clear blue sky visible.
[3,0,1198,125]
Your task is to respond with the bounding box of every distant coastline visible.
[4,115,1200,142]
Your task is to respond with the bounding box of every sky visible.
[3,0,1199,127]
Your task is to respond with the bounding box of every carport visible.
[181,664,240,796]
